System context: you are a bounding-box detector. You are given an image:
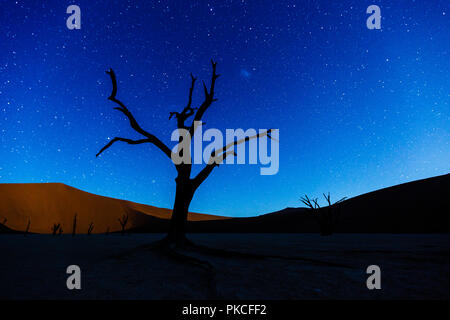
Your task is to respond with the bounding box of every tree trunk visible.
[167,179,194,247]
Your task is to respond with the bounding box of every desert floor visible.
[1,233,449,299]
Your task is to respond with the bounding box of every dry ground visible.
[1,233,449,299]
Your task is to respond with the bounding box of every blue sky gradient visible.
[0,1,449,216]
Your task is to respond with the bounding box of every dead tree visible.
[72,213,77,237]
[24,218,31,236]
[52,223,61,236]
[97,61,274,247]
[300,193,347,236]
[87,222,94,235]
[118,214,128,235]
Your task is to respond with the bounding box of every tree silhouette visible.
[87,222,94,235]
[97,60,273,247]
[118,213,128,235]
[72,213,77,237]
[300,193,347,235]
[24,217,31,236]
[52,223,61,236]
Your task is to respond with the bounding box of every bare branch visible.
[323,192,331,206]
[334,197,347,205]
[300,195,320,209]
[322,192,347,207]
[300,195,315,209]
[186,73,197,111]
[312,198,320,209]
[103,68,173,159]
[169,73,198,129]
[169,111,180,120]
[209,129,275,163]
[189,60,220,136]
[96,137,152,157]
[192,150,237,188]
[191,129,273,188]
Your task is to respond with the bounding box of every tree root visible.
[160,246,219,299]
[108,235,355,299]
[109,237,219,298]
[141,239,219,298]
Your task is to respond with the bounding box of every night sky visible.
[1,1,449,217]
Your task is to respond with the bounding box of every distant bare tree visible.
[300,193,347,236]
[96,61,274,247]
[52,223,61,236]
[118,214,128,235]
[24,218,31,236]
[87,222,94,235]
[72,213,77,237]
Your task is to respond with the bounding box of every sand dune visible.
[1,173,449,234]
[0,183,228,234]
[182,173,450,233]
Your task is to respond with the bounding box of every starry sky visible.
[1,1,449,217]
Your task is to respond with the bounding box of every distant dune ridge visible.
[185,173,449,233]
[0,173,449,234]
[0,183,228,234]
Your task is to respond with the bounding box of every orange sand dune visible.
[0,183,228,234]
